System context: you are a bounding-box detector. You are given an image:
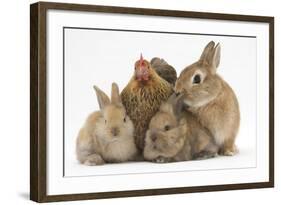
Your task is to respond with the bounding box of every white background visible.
[64,27,257,177]
[0,0,279,204]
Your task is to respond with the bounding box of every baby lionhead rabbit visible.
[175,41,240,156]
[76,83,137,165]
[144,93,218,163]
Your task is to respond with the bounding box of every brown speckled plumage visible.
[121,68,173,151]
[150,57,177,85]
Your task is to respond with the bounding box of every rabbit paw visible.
[219,146,238,156]
[153,157,169,163]
[194,151,218,160]
[84,154,105,166]
[222,150,235,156]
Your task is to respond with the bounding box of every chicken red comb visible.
[140,53,144,65]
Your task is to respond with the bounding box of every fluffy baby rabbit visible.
[143,93,218,163]
[175,41,240,156]
[76,83,137,165]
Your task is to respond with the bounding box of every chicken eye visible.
[193,74,201,84]
[104,120,107,124]
[164,125,170,131]
[123,117,126,123]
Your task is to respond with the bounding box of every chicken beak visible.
[136,65,149,81]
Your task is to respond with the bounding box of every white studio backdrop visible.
[2,0,280,205]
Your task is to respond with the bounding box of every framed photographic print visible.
[30,1,274,202]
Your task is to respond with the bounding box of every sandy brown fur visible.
[143,94,218,162]
[76,83,138,165]
[175,41,240,156]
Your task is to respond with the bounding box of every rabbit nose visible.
[111,127,119,136]
[175,92,181,96]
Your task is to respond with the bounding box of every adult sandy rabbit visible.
[175,41,240,156]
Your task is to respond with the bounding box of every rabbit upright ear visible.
[160,93,178,116]
[111,82,122,105]
[93,85,110,109]
[174,95,185,119]
[166,93,177,104]
[207,43,221,74]
[200,41,221,74]
[212,43,221,69]
[170,94,185,119]
[200,41,215,63]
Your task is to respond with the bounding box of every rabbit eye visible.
[193,74,201,84]
[123,117,126,123]
[164,125,170,131]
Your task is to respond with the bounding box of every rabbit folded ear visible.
[111,82,122,105]
[93,85,110,109]
[178,118,188,134]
